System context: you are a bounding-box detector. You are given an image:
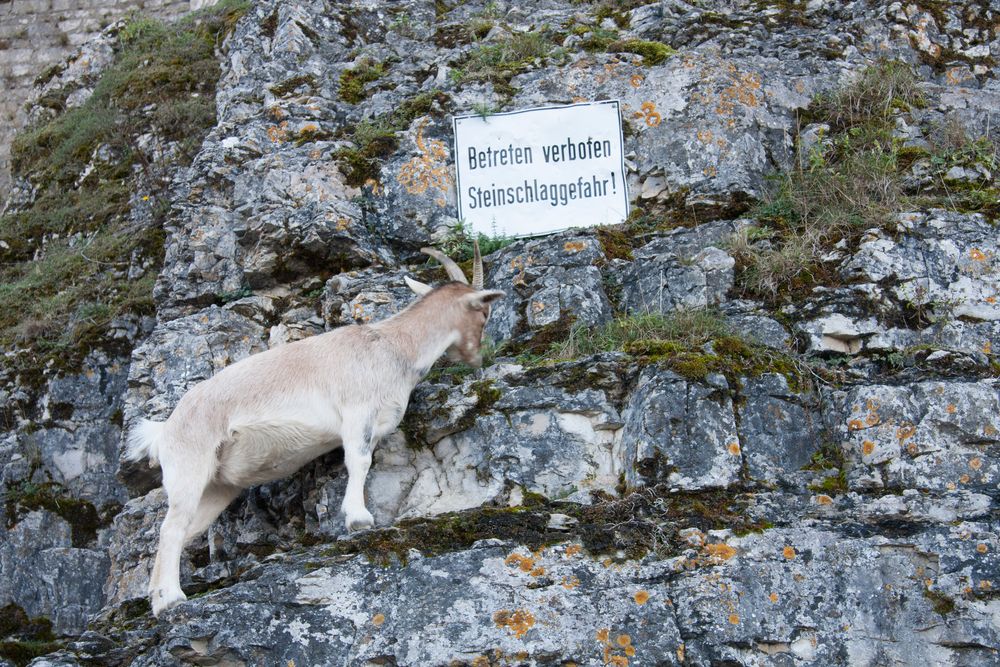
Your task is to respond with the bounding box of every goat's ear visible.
[463,289,505,310]
[404,276,433,296]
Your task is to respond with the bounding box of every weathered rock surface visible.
[2,0,1000,665]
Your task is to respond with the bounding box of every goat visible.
[125,242,502,616]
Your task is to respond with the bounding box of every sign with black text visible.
[453,101,629,237]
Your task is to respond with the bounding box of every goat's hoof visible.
[151,588,187,617]
[345,511,375,533]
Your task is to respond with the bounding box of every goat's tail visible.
[125,419,165,468]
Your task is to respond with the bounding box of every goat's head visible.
[405,240,504,368]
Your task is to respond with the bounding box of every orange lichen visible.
[960,474,970,484]
[783,546,796,560]
[562,576,581,590]
[564,241,586,253]
[769,592,779,603]
[677,644,686,661]
[398,118,453,206]
[704,165,718,177]
[969,248,987,261]
[970,457,983,470]
[617,634,632,647]
[896,425,916,441]
[697,129,714,143]
[728,613,740,625]
[565,544,582,557]
[505,553,536,573]
[633,590,650,605]
[493,609,535,639]
[945,67,972,85]
[630,74,644,88]
[705,543,738,561]
[635,101,662,127]
[977,543,989,554]
[862,440,876,456]
[596,628,610,642]
[267,121,290,143]
[372,613,385,627]
[530,566,546,577]
[946,404,957,414]
[362,178,384,195]
[848,419,864,431]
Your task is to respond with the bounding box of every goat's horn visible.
[472,238,484,290]
[420,247,468,284]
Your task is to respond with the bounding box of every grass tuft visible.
[517,309,808,389]
[732,59,929,300]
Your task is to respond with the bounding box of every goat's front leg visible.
[341,425,375,532]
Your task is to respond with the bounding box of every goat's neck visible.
[377,307,459,382]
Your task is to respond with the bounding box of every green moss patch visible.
[923,587,956,616]
[270,73,318,98]
[0,604,60,667]
[529,310,808,389]
[595,226,635,261]
[312,488,772,567]
[338,59,388,104]
[3,479,119,548]
[607,39,675,65]
[335,90,451,186]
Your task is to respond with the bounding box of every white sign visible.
[453,101,629,237]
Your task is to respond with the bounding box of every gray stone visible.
[485,232,612,343]
[620,368,741,490]
[620,221,739,315]
[825,380,1000,494]
[739,374,823,486]
[841,211,1000,323]
[0,511,109,634]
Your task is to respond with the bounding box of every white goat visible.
[125,243,502,616]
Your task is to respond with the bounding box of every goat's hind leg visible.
[149,445,215,617]
[185,483,242,544]
[341,422,376,532]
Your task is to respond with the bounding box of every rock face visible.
[1,0,999,665]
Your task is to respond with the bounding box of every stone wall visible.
[0,0,203,198]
